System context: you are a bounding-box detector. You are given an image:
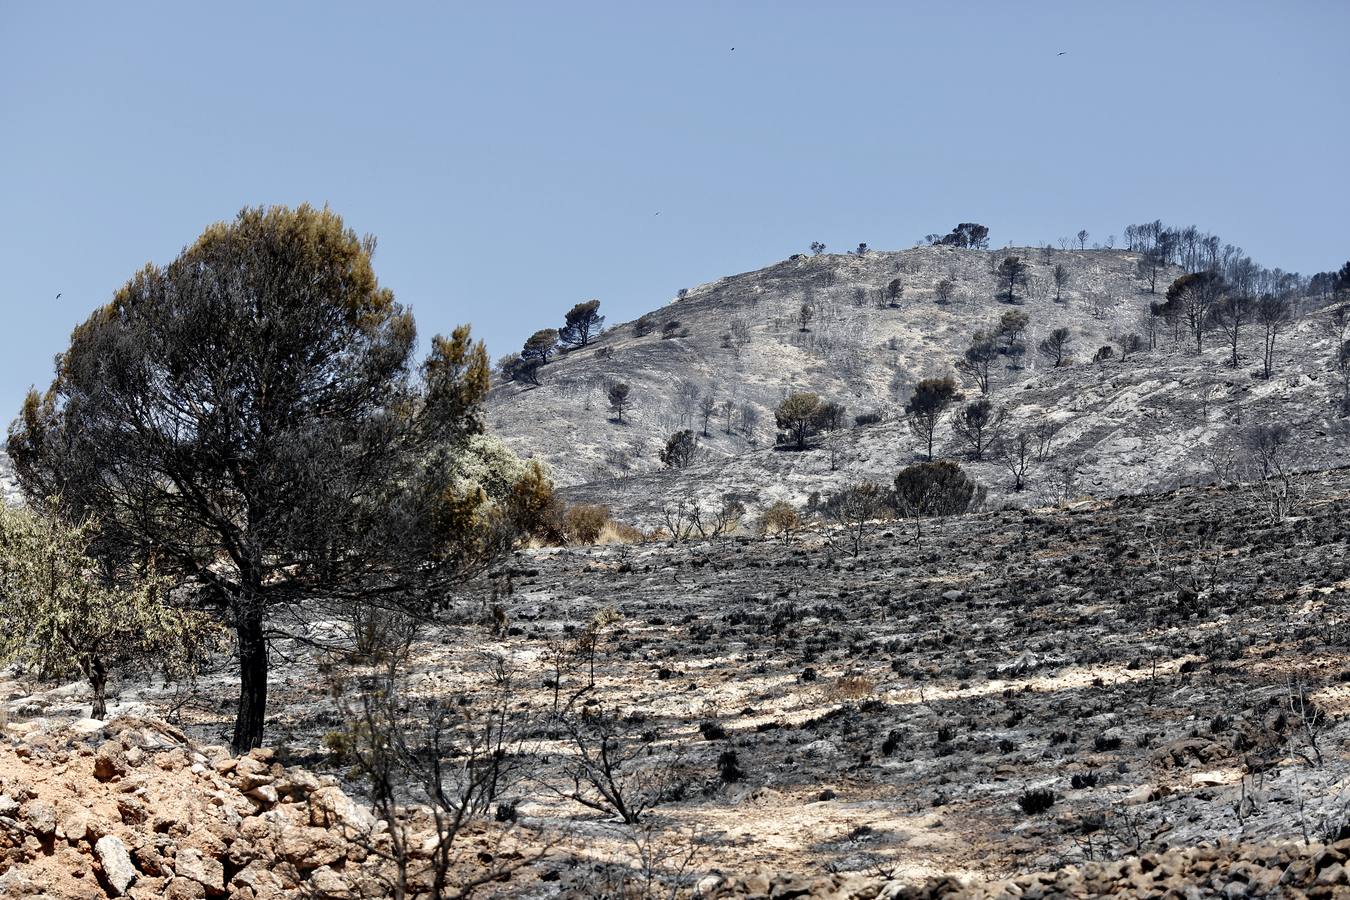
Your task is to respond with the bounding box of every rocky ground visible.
[4,467,1350,897]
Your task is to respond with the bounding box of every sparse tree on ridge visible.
[1211,292,1254,369]
[699,394,716,436]
[797,302,814,332]
[1052,263,1071,302]
[1160,271,1224,353]
[1077,229,1089,250]
[1039,327,1073,367]
[904,376,961,460]
[522,328,559,366]
[1256,293,1292,379]
[935,223,990,249]
[997,256,1029,303]
[810,241,826,256]
[956,331,1000,394]
[607,382,631,423]
[559,299,605,348]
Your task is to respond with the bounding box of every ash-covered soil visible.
[7,468,1349,897]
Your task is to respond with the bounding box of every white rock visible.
[95,835,138,896]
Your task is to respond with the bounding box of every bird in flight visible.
[1057,51,1066,56]
[654,211,660,216]
[730,47,735,51]
[55,292,61,300]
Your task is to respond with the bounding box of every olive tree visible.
[7,205,500,752]
[0,506,219,719]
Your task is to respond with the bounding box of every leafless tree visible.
[955,331,999,395]
[798,302,814,332]
[1112,332,1144,361]
[1052,264,1071,303]
[1038,327,1073,367]
[556,704,680,824]
[934,277,956,305]
[951,399,1005,460]
[1335,340,1350,416]
[738,403,761,442]
[728,316,752,352]
[698,394,716,436]
[1211,293,1254,368]
[994,431,1034,491]
[1033,416,1061,460]
[1244,424,1301,521]
[333,653,544,900]
[1137,306,1163,350]
[1077,229,1089,250]
[1254,293,1292,378]
[824,482,888,555]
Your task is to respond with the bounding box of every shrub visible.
[894,461,984,518]
[1018,788,1056,815]
[563,504,611,545]
[854,412,883,427]
[0,506,222,719]
[760,500,801,539]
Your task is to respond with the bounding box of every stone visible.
[308,866,348,895]
[245,784,278,807]
[232,757,273,792]
[20,798,56,835]
[95,835,139,896]
[175,848,225,895]
[165,877,208,900]
[95,740,130,781]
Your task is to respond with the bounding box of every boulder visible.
[95,835,139,896]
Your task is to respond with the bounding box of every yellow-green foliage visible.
[563,504,610,544]
[507,459,564,541]
[760,500,802,538]
[0,506,221,712]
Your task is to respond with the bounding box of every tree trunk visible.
[232,595,268,753]
[89,656,108,720]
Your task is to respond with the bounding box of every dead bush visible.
[563,504,611,544]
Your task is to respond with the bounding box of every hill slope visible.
[488,246,1180,487]
[563,303,1350,525]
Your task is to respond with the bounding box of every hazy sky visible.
[2,1,1347,416]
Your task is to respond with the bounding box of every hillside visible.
[488,246,1182,487]
[565,302,1350,525]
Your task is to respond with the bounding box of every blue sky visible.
[2,1,1347,415]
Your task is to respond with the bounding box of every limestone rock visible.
[95,835,139,896]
